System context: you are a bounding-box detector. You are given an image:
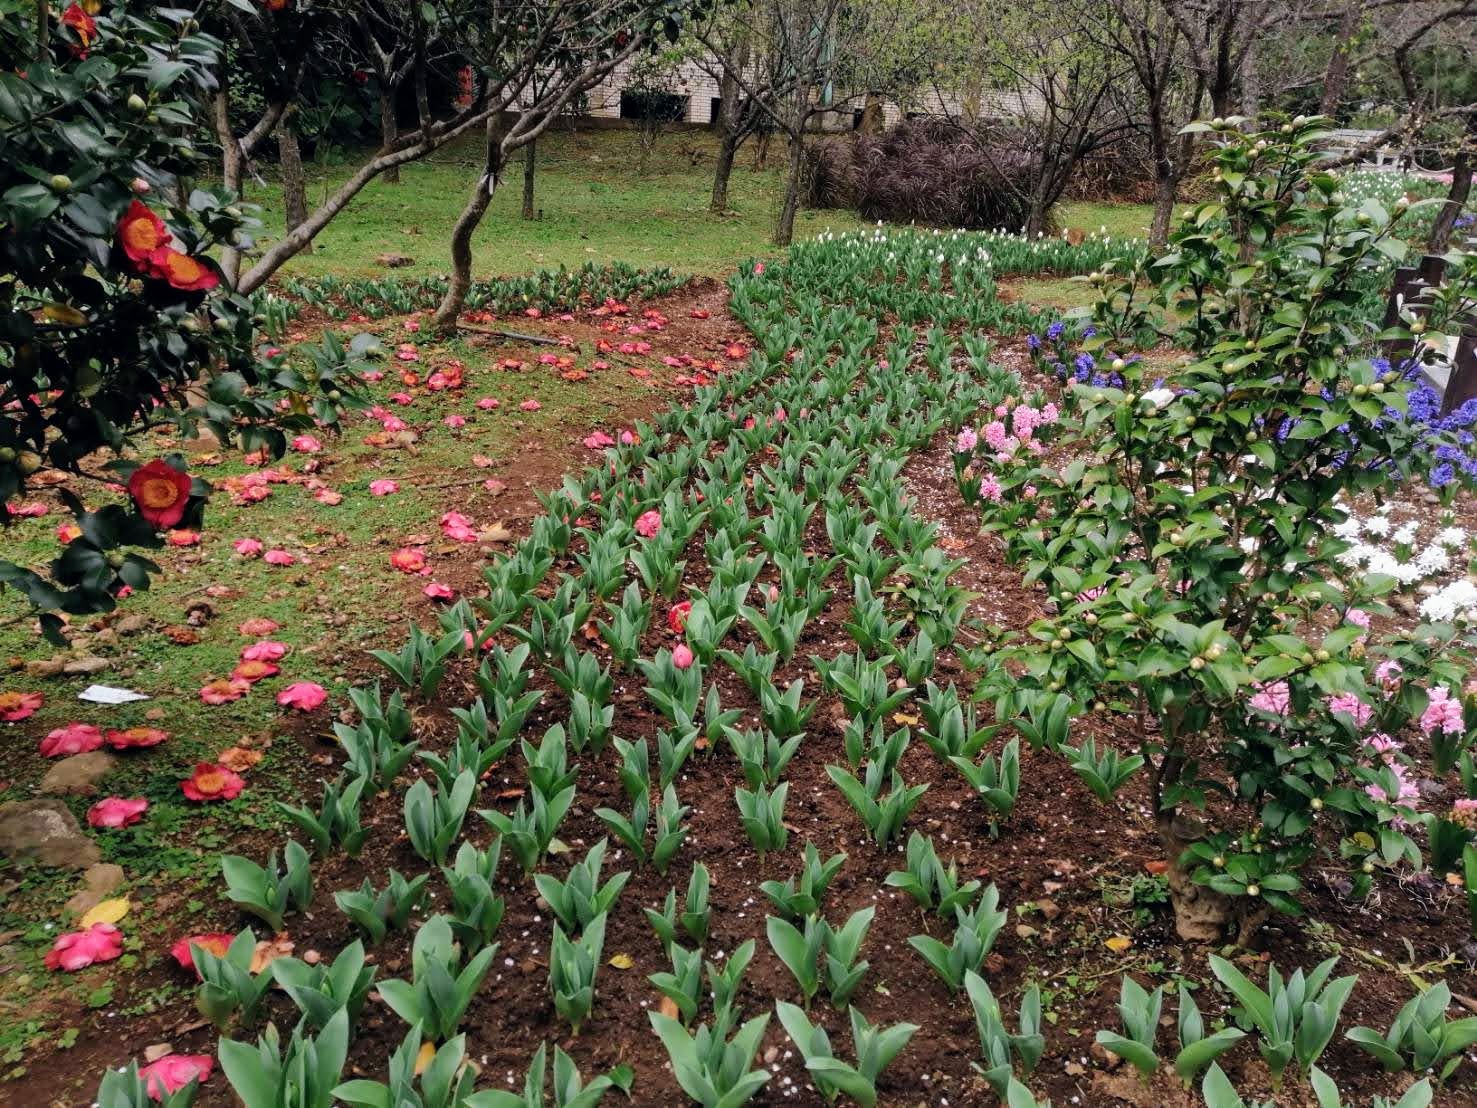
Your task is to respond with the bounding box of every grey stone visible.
[38,751,117,795]
[0,799,100,868]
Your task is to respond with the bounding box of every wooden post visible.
[1442,321,1477,416]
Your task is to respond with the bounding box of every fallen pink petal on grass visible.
[239,617,279,636]
[234,537,264,557]
[369,479,400,496]
[241,640,288,662]
[87,796,148,828]
[278,681,327,711]
[519,399,541,412]
[263,549,296,566]
[181,762,245,801]
[199,678,250,705]
[139,1054,214,1097]
[423,582,455,601]
[39,722,103,758]
[45,923,123,971]
[391,548,427,573]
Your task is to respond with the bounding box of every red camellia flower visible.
[87,796,149,829]
[181,763,245,802]
[105,726,168,750]
[668,600,692,635]
[60,2,97,53]
[139,1054,214,1097]
[128,459,192,529]
[45,923,123,971]
[170,932,234,974]
[0,690,44,722]
[231,659,279,684]
[390,548,427,573]
[39,722,103,757]
[117,200,170,268]
[151,248,221,292]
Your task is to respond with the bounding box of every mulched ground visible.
[5,293,1476,1108]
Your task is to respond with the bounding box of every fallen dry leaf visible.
[607,953,635,970]
[162,626,203,646]
[1105,935,1133,954]
[80,898,130,928]
[250,934,294,974]
[218,746,263,773]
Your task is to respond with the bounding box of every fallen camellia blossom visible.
[104,726,168,750]
[234,537,264,557]
[239,617,280,636]
[444,414,467,429]
[165,529,200,546]
[314,488,343,506]
[291,435,322,453]
[0,691,44,722]
[87,796,148,828]
[369,479,400,496]
[181,762,245,801]
[139,1054,214,1097]
[241,640,288,663]
[519,398,541,412]
[424,582,455,601]
[391,548,427,573]
[170,932,234,973]
[583,431,615,449]
[263,549,296,566]
[231,659,280,684]
[39,722,104,757]
[278,681,327,711]
[635,510,662,538]
[45,923,123,971]
[200,678,251,705]
[477,397,500,410]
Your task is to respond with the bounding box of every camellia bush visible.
[961,116,1477,943]
[0,0,370,637]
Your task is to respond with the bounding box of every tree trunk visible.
[1158,812,1237,943]
[1428,141,1473,253]
[774,131,805,247]
[379,91,400,184]
[1240,39,1260,118]
[710,129,740,213]
[277,108,311,252]
[213,88,245,287]
[859,91,885,136]
[1320,2,1363,119]
[1149,168,1179,247]
[754,130,771,172]
[431,115,506,332]
[521,140,537,220]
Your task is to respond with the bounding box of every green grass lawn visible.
[245,130,1154,284]
[248,129,870,282]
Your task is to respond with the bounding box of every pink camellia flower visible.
[955,427,978,453]
[39,722,104,758]
[139,1054,214,1097]
[1421,686,1465,736]
[381,415,408,433]
[583,431,616,449]
[672,643,695,669]
[104,726,168,750]
[241,640,288,663]
[369,479,400,496]
[181,762,245,802]
[423,582,455,601]
[314,488,344,506]
[278,681,327,711]
[45,923,123,972]
[234,537,264,557]
[231,659,280,684]
[477,397,500,410]
[87,796,148,829]
[519,399,541,412]
[200,678,251,705]
[240,617,279,636]
[0,690,44,722]
[668,601,692,635]
[170,932,233,974]
[264,549,296,566]
[391,548,427,573]
[444,414,467,429]
[440,511,478,542]
[291,435,322,453]
[364,370,385,383]
[1326,692,1372,729]
[635,510,662,538]
[389,392,414,405]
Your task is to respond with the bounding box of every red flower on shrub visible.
[117,200,169,268]
[60,3,96,53]
[151,248,221,292]
[128,458,191,528]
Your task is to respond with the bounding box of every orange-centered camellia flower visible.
[104,726,168,750]
[60,3,97,50]
[0,690,44,722]
[152,248,220,292]
[128,458,192,528]
[118,200,169,266]
[181,762,245,802]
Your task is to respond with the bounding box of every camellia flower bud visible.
[131,177,150,194]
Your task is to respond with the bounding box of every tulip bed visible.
[4,204,1476,1108]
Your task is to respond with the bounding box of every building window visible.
[620,90,687,123]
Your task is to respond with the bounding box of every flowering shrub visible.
[0,7,370,637]
[970,117,1477,942]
